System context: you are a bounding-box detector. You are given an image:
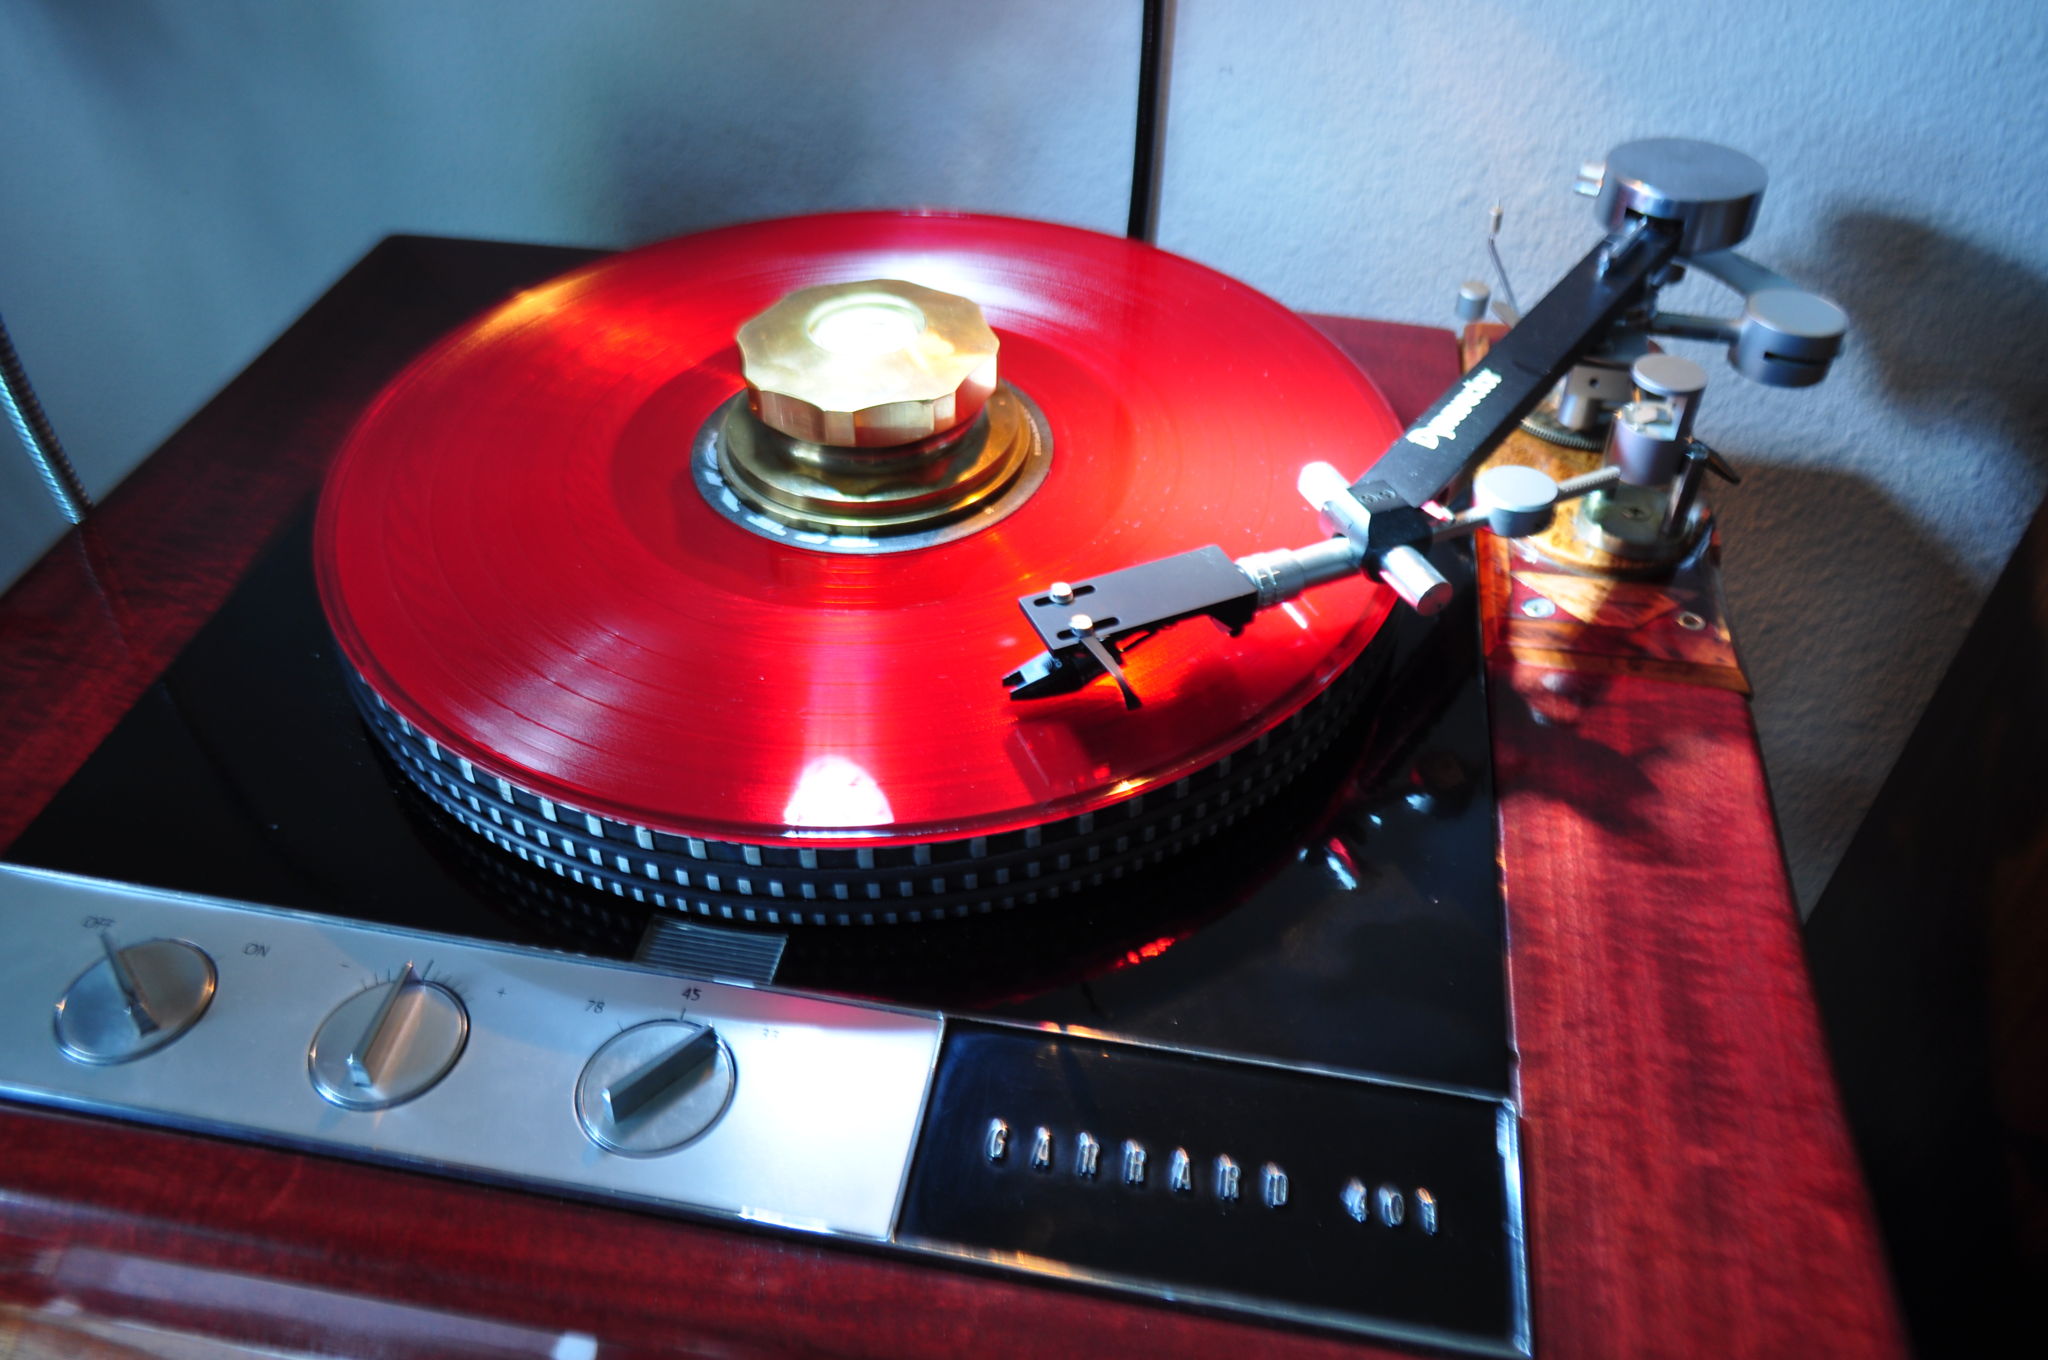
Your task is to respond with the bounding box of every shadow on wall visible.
[1819,209,2048,479]
[1790,209,2048,1353]
[1716,208,2048,907]
[1713,455,1973,905]
[1804,498,2048,1360]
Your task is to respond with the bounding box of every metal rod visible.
[0,311,91,524]
[1485,206,1522,322]
[1556,465,1624,499]
[1645,310,1741,344]
[1126,0,1173,242]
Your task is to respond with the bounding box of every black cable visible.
[1125,0,1172,242]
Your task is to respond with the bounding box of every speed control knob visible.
[576,1019,736,1156]
[308,961,468,1111]
[55,931,216,1064]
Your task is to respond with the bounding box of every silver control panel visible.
[0,865,941,1241]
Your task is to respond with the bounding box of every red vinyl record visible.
[316,212,1400,852]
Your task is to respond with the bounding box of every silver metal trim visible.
[0,866,1532,1357]
[883,1012,948,1237]
[1499,1105,1533,1357]
[0,866,941,1244]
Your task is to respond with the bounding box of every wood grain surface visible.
[0,239,1903,1357]
[1491,665,1905,1356]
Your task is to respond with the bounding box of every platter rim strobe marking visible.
[314,211,1401,863]
[341,649,1381,925]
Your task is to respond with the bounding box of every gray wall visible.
[2,0,2043,913]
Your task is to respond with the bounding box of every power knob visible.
[308,961,468,1110]
[55,931,216,1064]
[576,1019,736,1156]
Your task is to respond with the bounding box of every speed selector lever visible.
[308,961,470,1111]
[576,1019,736,1156]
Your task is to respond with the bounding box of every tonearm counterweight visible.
[1003,138,1845,705]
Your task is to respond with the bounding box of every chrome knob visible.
[1473,464,1561,538]
[55,932,216,1064]
[309,961,468,1110]
[576,1019,735,1156]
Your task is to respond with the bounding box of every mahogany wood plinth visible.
[1490,665,1904,1357]
[0,241,1903,1357]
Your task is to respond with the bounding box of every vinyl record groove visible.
[316,212,1401,903]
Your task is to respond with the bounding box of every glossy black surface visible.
[901,1023,1522,1352]
[7,510,1509,1093]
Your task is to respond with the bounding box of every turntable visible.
[0,139,1904,1357]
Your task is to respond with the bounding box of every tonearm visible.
[1002,138,1845,706]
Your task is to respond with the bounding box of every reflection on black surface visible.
[8,509,1510,1094]
[902,1023,1518,1345]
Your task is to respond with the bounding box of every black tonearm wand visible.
[1003,139,1844,705]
